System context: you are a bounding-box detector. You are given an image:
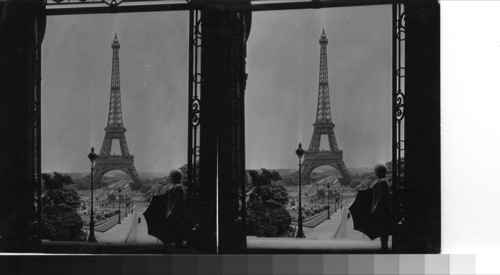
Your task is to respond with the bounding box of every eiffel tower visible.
[302,29,351,185]
[93,34,142,186]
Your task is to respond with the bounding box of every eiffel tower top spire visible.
[112,32,120,48]
[107,33,124,128]
[320,28,327,41]
[315,29,333,124]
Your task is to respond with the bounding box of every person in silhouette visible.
[371,164,392,251]
[166,169,186,248]
[138,217,141,224]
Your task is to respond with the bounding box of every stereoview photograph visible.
[0,0,439,255]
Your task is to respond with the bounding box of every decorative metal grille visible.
[392,2,405,222]
[44,0,191,15]
[47,0,123,6]
[45,0,184,7]
[187,6,201,196]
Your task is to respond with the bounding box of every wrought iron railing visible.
[187,5,201,197]
[392,2,405,223]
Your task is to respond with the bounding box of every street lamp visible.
[127,196,132,214]
[118,188,121,224]
[125,195,128,215]
[295,142,306,238]
[334,189,338,212]
[327,182,331,219]
[87,146,98,242]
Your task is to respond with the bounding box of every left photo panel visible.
[0,2,215,254]
[40,11,214,253]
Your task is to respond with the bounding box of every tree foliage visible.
[40,173,84,241]
[246,169,291,237]
[258,185,289,206]
[42,172,75,190]
[246,203,291,237]
[43,188,81,211]
[269,206,292,235]
[129,180,142,190]
[282,173,299,186]
[107,193,116,201]
[317,189,326,198]
[141,183,153,194]
[248,168,282,188]
[248,169,284,204]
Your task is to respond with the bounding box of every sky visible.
[41,5,391,173]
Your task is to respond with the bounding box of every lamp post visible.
[118,188,121,224]
[125,195,128,215]
[334,190,338,212]
[327,182,331,219]
[87,147,97,242]
[295,142,306,238]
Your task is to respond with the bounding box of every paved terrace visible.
[247,197,392,253]
[88,203,160,244]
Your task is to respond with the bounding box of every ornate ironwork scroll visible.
[47,0,125,7]
[47,0,124,7]
[187,6,201,196]
[392,2,405,222]
[44,0,191,15]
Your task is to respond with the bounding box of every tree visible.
[248,169,282,189]
[40,173,84,241]
[129,181,142,190]
[258,185,289,206]
[141,183,152,194]
[43,188,81,211]
[317,189,326,198]
[248,169,284,203]
[246,169,292,237]
[246,202,290,237]
[107,193,116,201]
[62,211,84,240]
[246,206,268,236]
[42,172,74,190]
[270,206,292,235]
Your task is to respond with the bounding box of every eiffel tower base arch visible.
[93,160,142,187]
[301,152,351,185]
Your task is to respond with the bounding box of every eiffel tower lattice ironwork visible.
[302,29,351,184]
[93,34,142,186]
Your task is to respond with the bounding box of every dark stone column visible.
[0,1,45,252]
[401,0,441,253]
[196,7,219,253]
[200,2,251,253]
